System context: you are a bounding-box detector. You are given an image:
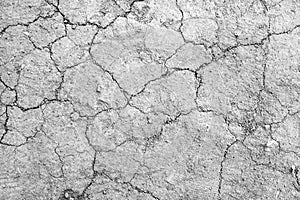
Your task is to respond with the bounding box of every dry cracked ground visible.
[1,0,300,199]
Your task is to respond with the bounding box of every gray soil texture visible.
[1,0,300,199]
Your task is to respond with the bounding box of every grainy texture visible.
[0,0,300,199]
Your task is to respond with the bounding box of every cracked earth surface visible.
[1,0,300,199]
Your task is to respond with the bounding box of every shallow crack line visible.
[54,146,65,178]
[194,70,204,110]
[174,0,212,49]
[193,68,217,114]
[130,46,196,100]
[261,18,271,91]
[0,11,56,35]
[129,69,171,99]
[241,141,293,176]
[90,56,130,99]
[0,77,14,91]
[80,151,98,198]
[54,71,65,99]
[88,28,101,54]
[217,140,238,200]
[122,180,161,200]
[175,0,185,42]
[291,166,300,192]
[13,97,70,112]
[221,22,300,55]
[111,0,124,11]
[0,110,44,147]
[261,50,267,89]
[45,0,144,30]
[128,44,192,100]
[205,22,300,69]
[87,0,146,54]
[259,0,268,14]
[100,170,161,200]
[143,109,195,151]
[0,106,10,145]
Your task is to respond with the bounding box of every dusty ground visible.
[1,0,300,199]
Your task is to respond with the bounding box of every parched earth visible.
[1,0,300,199]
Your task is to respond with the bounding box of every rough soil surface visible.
[1,0,300,199]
